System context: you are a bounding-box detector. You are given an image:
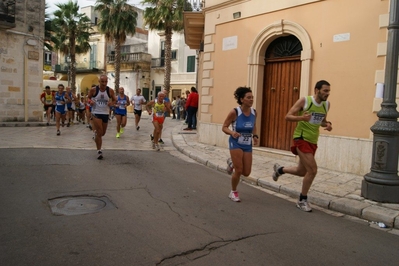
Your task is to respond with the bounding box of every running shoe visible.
[56,130,60,136]
[67,122,70,127]
[97,150,103,160]
[296,200,312,212]
[62,122,65,127]
[155,144,160,151]
[136,126,140,131]
[226,158,234,174]
[228,191,241,202]
[116,133,120,138]
[158,139,164,144]
[120,127,124,134]
[272,163,282,182]
[150,134,154,141]
[152,142,156,149]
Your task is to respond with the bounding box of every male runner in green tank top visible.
[272,80,333,212]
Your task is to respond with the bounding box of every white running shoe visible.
[272,163,282,181]
[296,200,312,212]
[228,191,241,202]
[97,150,103,160]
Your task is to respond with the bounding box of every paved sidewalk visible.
[170,125,399,232]
[1,114,399,232]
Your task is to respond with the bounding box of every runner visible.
[54,84,70,136]
[146,91,171,151]
[131,88,146,130]
[150,89,171,144]
[114,87,130,138]
[222,86,258,202]
[87,75,116,159]
[65,86,76,127]
[40,85,54,126]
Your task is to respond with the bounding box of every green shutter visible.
[187,55,195,72]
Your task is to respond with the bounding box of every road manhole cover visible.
[48,195,116,216]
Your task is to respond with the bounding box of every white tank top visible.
[92,88,110,115]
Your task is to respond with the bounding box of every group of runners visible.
[223,80,332,212]
[41,74,173,159]
[43,75,333,210]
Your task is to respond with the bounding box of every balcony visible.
[54,61,103,74]
[183,1,205,50]
[0,0,16,29]
[106,52,152,72]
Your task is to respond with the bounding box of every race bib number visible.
[155,112,164,117]
[309,112,325,125]
[238,133,252,145]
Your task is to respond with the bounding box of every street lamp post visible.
[362,0,399,203]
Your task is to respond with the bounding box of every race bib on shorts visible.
[155,112,163,117]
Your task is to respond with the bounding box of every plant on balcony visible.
[52,0,92,92]
[142,0,192,92]
[95,0,138,92]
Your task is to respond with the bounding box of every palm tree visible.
[52,0,92,91]
[95,0,138,92]
[141,0,189,92]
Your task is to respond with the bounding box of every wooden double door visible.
[260,35,302,151]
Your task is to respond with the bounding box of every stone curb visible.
[170,131,399,231]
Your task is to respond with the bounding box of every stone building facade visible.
[0,0,45,122]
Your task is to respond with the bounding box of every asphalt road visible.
[1,148,399,266]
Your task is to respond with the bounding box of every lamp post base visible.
[361,179,399,203]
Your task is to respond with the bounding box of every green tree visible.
[141,0,189,92]
[52,0,92,91]
[95,0,138,92]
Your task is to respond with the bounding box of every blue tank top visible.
[55,92,66,106]
[229,107,256,146]
[115,95,128,115]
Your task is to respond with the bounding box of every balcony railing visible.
[55,61,103,72]
[107,52,152,63]
[151,58,164,68]
[0,0,16,29]
[184,0,204,11]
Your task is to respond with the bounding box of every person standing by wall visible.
[183,87,199,130]
[272,80,332,212]
[175,95,182,120]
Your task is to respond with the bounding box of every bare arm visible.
[285,97,310,122]
[222,109,240,138]
[321,102,332,131]
[252,110,259,146]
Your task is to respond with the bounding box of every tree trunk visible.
[70,35,77,93]
[114,39,121,93]
[164,27,172,92]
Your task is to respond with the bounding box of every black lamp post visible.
[362,0,399,202]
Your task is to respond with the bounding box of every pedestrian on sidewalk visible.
[222,87,258,202]
[114,87,130,138]
[272,80,333,212]
[88,75,117,159]
[183,87,199,130]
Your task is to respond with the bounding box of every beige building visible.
[184,0,395,175]
[0,0,45,122]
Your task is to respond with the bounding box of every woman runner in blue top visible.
[222,87,258,202]
[114,87,130,138]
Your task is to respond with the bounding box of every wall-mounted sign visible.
[333,33,350,42]
[223,36,238,51]
[28,51,39,60]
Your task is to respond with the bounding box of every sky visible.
[46,0,144,14]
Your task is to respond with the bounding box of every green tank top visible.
[293,96,329,144]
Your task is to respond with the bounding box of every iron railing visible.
[107,52,152,63]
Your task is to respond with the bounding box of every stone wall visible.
[0,0,45,122]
